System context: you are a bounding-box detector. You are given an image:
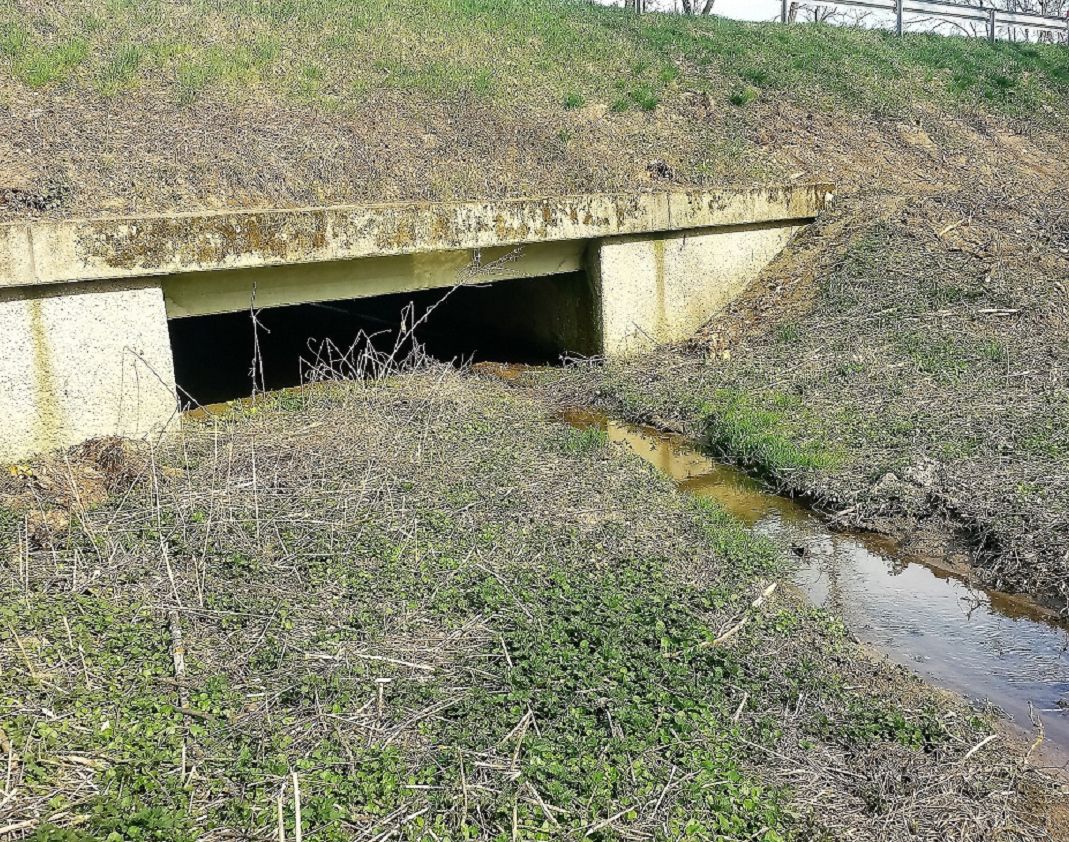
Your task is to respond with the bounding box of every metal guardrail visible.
[778,0,1069,43]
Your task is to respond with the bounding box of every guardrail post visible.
[988,8,996,43]
[895,0,903,36]
[781,0,788,24]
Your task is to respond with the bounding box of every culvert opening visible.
[169,271,598,407]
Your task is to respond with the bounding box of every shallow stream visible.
[565,409,1069,766]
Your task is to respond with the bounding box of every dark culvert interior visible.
[169,272,598,407]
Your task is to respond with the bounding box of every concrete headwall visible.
[0,186,830,462]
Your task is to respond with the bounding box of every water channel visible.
[564,409,1069,767]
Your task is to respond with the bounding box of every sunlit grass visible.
[0,0,1065,119]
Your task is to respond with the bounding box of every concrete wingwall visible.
[0,281,178,462]
[591,222,802,357]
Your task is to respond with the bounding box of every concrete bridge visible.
[0,184,831,461]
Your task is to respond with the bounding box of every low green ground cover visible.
[0,374,1060,839]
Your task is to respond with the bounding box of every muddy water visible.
[566,410,1069,765]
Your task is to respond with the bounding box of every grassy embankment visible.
[1,373,1065,840]
[1,0,1068,217]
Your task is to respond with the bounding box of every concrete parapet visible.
[0,185,831,290]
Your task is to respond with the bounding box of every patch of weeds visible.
[1,593,195,838]
[435,556,793,837]
[0,23,28,58]
[376,58,496,99]
[621,82,660,111]
[938,436,985,461]
[1020,416,1069,459]
[896,332,1005,382]
[835,359,867,378]
[979,340,1008,365]
[251,35,281,67]
[691,496,781,580]
[255,389,307,413]
[1016,481,1044,502]
[774,321,802,344]
[559,425,607,453]
[839,700,950,752]
[658,63,680,84]
[14,38,89,87]
[917,273,986,308]
[97,43,143,95]
[34,807,196,842]
[561,90,585,109]
[177,58,216,104]
[700,388,839,473]
[176,43,278,103]
[0,504,19,548]
[729,86,758,107]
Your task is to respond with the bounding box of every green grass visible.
[896,332,1014,382]
[3,376,1027,839]
[700,388,840,474]
[10,36,88,88]
[561,90,585,109]
[1,0,1067,119]
[559,425,608,453]
[729,86,759,107]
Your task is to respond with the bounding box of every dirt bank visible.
[550,100,1069,613]
[1,371,1065,839]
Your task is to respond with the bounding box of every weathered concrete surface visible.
[163,241,587,318]
[592,222,802,356]
[0,185,832,289]
[0,282,177,462]
[0,186,830,461]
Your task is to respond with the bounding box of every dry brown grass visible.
[554,98,1069,612]
[2,371,1067,839]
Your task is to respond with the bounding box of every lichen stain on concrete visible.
[39,187,831,288]
[80,212,331,271]
[27,298,64,451]
[492,213,532,243]
[427,209,453,244]
[379,215,417,251]
[653,238,666,341]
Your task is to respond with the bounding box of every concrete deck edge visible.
[0,184,833,289]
